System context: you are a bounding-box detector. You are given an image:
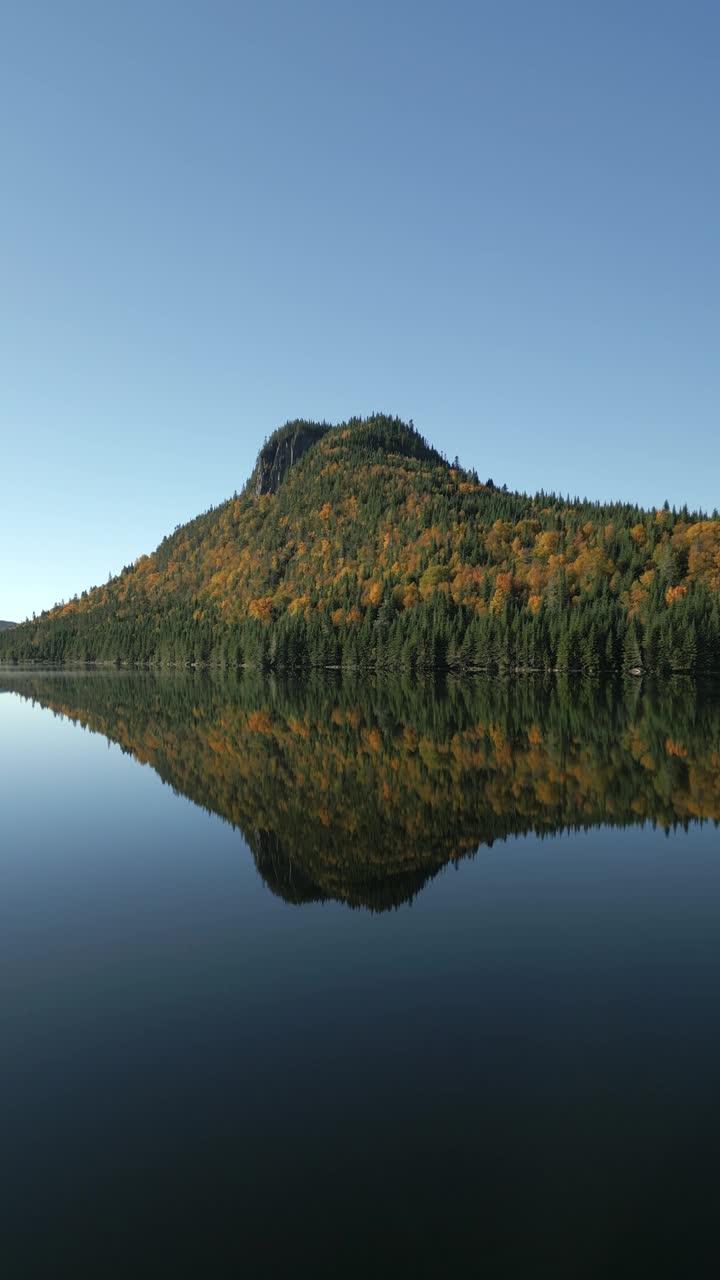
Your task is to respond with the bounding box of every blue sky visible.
[2,0,718,621]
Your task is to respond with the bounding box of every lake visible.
[2,670,720,1275]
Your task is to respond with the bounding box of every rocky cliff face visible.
[251,426,327,497]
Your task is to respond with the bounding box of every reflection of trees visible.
[4,671,720,910]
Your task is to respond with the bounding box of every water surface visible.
[2,671,720,1275]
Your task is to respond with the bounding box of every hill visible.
[0,621,15,631]
[1,413,719,673]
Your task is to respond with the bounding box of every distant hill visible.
[1,413,719,672]
[0,621,15,631]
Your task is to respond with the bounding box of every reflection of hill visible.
[3,671,720,909]
[249,828,439,912]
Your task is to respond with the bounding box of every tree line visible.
[2,414,719,673]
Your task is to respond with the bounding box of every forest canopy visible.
[2,414,719,673]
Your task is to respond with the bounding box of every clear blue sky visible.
[2,0,718,622]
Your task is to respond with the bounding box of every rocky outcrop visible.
[251,425,327,497]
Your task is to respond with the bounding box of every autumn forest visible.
[2,415,720,673]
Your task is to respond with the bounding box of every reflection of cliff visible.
[4,671,720,909]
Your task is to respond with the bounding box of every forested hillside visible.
[2,414,720,672]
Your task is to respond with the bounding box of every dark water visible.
[2,671,720,1276]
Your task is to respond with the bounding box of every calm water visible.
[2,670,720,1275]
